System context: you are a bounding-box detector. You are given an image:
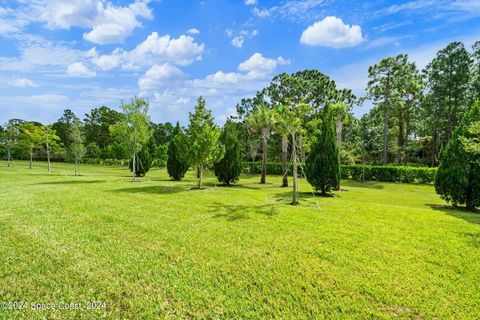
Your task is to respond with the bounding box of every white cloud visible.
[138,63,184,91]
[231,36,245,48]
[187,28,200,35]
[238,53,290,76]
[28,0,152,45]
[66,62,96,77]
[91,48,122,70]
[300,16,364,48]
[245,0,258,5]
[9,78,37,88]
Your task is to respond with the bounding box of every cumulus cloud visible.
[238,53,290,76]
[66,62,96,77]
[300,16,364,48]
[9,78,37,88]
[138,63,184,91]
[29,0,152,45]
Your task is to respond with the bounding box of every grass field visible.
[1,161,479,319]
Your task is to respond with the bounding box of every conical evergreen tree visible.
[129,144,152,177]
[305,106,340,196]
[214,121,243,185]
[435,101,480,210]
[167,122,189,181]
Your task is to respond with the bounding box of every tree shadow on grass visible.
[427,204,480,225]
[341,180,385,189]
[208,202,278,221]
[113,185,185,195]
[34,180,106,185]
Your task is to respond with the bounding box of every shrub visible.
[167,122,189,181]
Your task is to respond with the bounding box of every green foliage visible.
[177,97,224,188]
[129,145,152,177]
[152,143,168,168]
[84,106,123,148]
[305,107,340,195]
[67,122,86,175]
[341,165,436,184]
[167,122,189,180]
[86,142,101,159]
[214,121,243,185]
[51,109,79,148]
[435,101,480,210]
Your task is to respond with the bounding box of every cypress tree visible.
[214,121,243,185]
[435,101,480,210]
[305,106,340,195]
[129,145,152,177]
[167,122,189,181]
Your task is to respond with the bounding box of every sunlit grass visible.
[1,161,479,319]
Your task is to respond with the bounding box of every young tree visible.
[247,105,276,184]
[214,121,243,185]
[305,106,340,196]
[110,97,152,182]
[19,122,44,169]
[435,101,480,211]
[177,97,224,189]
[68,122,86,176]
[129,145,152,177]
[167,122,189,180]
[0,121,19,167]
[41,126,61,172]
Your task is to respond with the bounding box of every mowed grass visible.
[0,161,479,319]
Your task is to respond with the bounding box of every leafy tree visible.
[305,106,340,196]
[110,98,152,182]
[151,122,174,145]
[423,42,472,165]
[84,106,122,149]
[86,142,101,159]
[41,126,62,172]
[51,109,79,148]
[177,97,224,189]
[461,120,480,155]
[435,101,480,210]
[247,105,276,184]
[214,121,242,185]
[469,41,480,103]
[0,120,19,167]
[167,122,189,180]
[67,122,86,176]
[19,122,44,169]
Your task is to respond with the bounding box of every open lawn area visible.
[1,161,479,319]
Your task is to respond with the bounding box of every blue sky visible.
[1,0,480,125]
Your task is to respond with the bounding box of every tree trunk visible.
[74,160,78,176]
[132,153,136,182]
[291,133,298,205]
[281,135,288,187]
[383,105,389,166]
[432,127,437,167]
[7,148,11,167]
[397,111,405,164]
[198,164,203,189]
[261,135,267,184]
[47,143,51,172]
[29,149,33,169]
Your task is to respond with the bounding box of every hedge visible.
[242,162,436,184]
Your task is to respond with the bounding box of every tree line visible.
[1,40,479,209]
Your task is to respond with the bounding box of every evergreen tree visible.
[435,101,480,211]
[214,121,242,185]
[305,106,340,196]
[167,122,189,180]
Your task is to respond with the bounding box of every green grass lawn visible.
[1,161,479,319]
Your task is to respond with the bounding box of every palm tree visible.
[247,105,276,184]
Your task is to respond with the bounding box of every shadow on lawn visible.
[113,185,185,195]
[208,202,278,221]
[34,180,106,185]
[427,204,480,225]
[341,180,385,189]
